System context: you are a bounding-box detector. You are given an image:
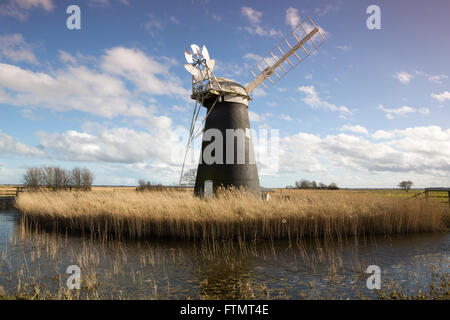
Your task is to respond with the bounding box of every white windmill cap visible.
[192,77,251,106]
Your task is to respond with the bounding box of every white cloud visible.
[7,124,447,187]
[58,50,76,64]
[278,132,325,174]
[280,114,293,121]
[428,74,448,84]
[279,126,450,180]
[378,104,415,119]
[212,15,222,22]
[0,46,189,121]
[142,15,164,36]
[298,85,352,116]
[89,0,129,7]
[336,45,352,51]
[37,126,186,166]
[249,111,272,123]
[243,52,278,72]
[431,91,450,103]
[243,52,263,61]
[393,72,413,84]
[298,86,320,106]
[0,33,37,64]
[0,62,140,119]
[285,7,300,29]
[372,130,395,140]
[172,105,188,112]
[315,4,340,16]
[101,47,188,97]
[0,130,44,157]
[213,60,244,79]
[241,6,281,37]
[241,6,261,25]
[0,0,54,20]
[248,111,260,122]
[252,87,266,98]
[16,0,54,10]
[418,107,430,115]
[416,70,448,84]
[340,125,368,135]
[285,7,329,38]
[169,16,179,24]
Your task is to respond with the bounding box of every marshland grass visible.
[15,188,448,241]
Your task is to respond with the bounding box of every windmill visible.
[180,17,326,196]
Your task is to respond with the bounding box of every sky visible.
[0,0,449,188]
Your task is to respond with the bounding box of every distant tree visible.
[295,179,311,189]
[41,167,53,188]
[398,180,413,192]
[24,166,94,191]
[181,169,197,186]
[295,179,325,189]
[138,179,147,188]
[302,180,312,189]
[23,168,41,188]
[327,183,339,190]
[72,167,82,188]
[318,182,327,189]
[53,167,65,189]
[81,168,94,190]
[62,169,72,188]
[136,180,164,191]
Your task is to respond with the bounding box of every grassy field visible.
[15,188,448,241]
[2,185,439,199]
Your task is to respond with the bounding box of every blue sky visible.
[0,0,449,188]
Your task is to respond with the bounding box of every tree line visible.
[23,166,94,190]
[136,179,164,191]
[294,179,339,190]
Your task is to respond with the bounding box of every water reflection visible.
[0,210,448,299]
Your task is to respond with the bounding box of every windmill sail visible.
[245,16,326,94]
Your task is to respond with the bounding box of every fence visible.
[411,188,450,204]
[0,187,22,209]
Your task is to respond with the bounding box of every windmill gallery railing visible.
[410,188,450,204]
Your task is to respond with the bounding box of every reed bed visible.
[1,218,448,300]
[15,189,447,241]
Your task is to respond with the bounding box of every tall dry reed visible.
[16,189,447,241]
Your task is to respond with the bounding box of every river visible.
[0,210,448,299]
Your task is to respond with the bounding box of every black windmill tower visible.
[180,17,326,196]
